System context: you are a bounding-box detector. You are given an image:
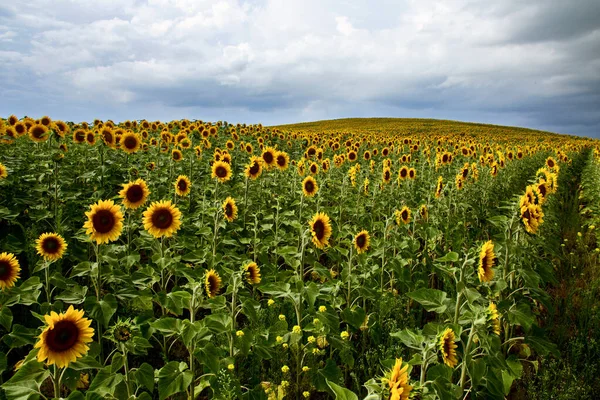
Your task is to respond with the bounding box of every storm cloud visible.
[0,0,599,137]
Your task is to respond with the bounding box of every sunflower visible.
[73,129,86,144]
[353,230,370,254]
[309,212,333,249]
[222,197,238,222]
[395,206,411,225]
[408,168,416,180]
[478,240,495,282]
[120,132,141,154]
[172,149,183,162]
[435,176,444,198]
[545,156,557,170]
[245,156,263,180]
[388,358,412,400]
[536,181,548,204]
[83,200,124,244]
[14,121,27,137]
[119,179,150,209]
[40,116,52,127]
[261,147,277,169]
[100,127,116,148]
[419,204,428,221]
[455,175,464,190]
[146,162,156,171]
[36,233,67,261]
[34,306,94,368]
[205,269,222,298]
[174,175,192,197]
[275,151,290,170]
[382,167,392,184]
[244,262,261,284]
[85,131,96,145]
[398,166,408,180]
[309,162,319,175]
[488,302,501,335]
[212,161,232,183]
[0,252,21,289]
[302,176,319,197]
[0,163,7,179]
[143,200,182,238]
[490,162,498,177]
[439,328,458,368]
[29,124,50,143]
[7,115,18,126]
[521,203,544,234]
[363,178,370,196]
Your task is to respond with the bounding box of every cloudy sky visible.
[1,1,599,137]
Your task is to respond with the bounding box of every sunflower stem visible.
[459,322,476,390]
[243,177,249,227]
[54,160,59,230]
[122,344,132,399]
[44,260,51,304]
[346,245,354,308]
[53,365,61,399]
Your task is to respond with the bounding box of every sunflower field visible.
[0,116,598,400]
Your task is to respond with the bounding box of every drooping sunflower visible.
[205,269,222,298]
[34,306,94,368]
[172,149,183,162]
[388,358,412,400]
[488,302,501,335]
[120,131,141,154]
[245,156,263,180]
[478,240,495,282]
[0,252,21,289]
[395,206,411,225]
[119,179,150,209]
[0,163,8,179]
[353,230,370,254]
[419,204,428,221]
[435,176,444,198]
[244,262,261,284]
[212,160,232,183]
[222,197,238,222]
[520,203,544,234]
[174,175,192,197]
[83,200,124,244]
[302,176,319,197]
[36,233,68,261]
[29,124,50,143]
[309,212,333,249]
[439,328,458,368]
[143,200,182,238]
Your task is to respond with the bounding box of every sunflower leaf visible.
[407,289,449,314]
[326,379,358,400]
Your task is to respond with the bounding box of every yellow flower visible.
[353,230,370,254]
[439,328,458,368]
[174,175,192,197]
[236,330,244,337]
[83,200,124,244]
[0,252,21,290]
[205,269,222,298]
[36,233,67,261]
[341,331,350,340]
[302,366,310,372]
[34,306,94,368]
[279,314,286,321]
[302,176,319,197]
[318,305,327,313]
[388,358,412,400]
[478,241,495,282]
[303,391,310,398]
[227,364,235,371]
[309,212,332,249]
[142,200,182,238]
[292,325,301,334]
[268,299,275,307]
[222,197,238,222]
[244,262,261,284]
[119,179,150,209]
[307,336,316,344]
[281,365,290,374]
[276,336,283,343]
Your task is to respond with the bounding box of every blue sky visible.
[1,0,599,137]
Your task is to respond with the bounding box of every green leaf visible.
[0,306,13,331]
[341,307,366,330]
[157,361,193,400]
[507,303,533,331]
[437,252,459,262]
[89,366,124,396]
[84,294,118,328]
[1,360,50,400]
[326,380,358,400]
[135,363,155,393]
[3,324,37,348]
[407,289,448,313]
[390,329,424,350]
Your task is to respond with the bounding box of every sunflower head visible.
[0,252,21,290]
[419,204,428,221]
[83,200,124,244]
[276,152,290,170]
[488,303,501,335]
[36,233,67,261]
[395,206,411,225]
[172,149,183,162]
[244,262,261,284]
[212,161,232,183]
[261,147,277,168]
[205,269,222,298]
[143,200,182,238]
[0,163,8,179]
[435,176,444,198]
[399,166,408,180]
[73,129,87,144]
[119,179,150,209]
[439,328,458,368]
[309,212,333,249]
[478,240,495,282]
[245,156,263,180]
[29,124,50,143]
[387,358,412,400]
[222,197,238,222]
[174,175,192,197]
[302,176,319,197]
[353,230,370,254]
[34,306,94,368]
[120,132,141,154]
[521,203,544,234]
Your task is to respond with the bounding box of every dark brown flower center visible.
[31,126,46,139]
[124,136,137,149]
[42,237,60,254]
[402,210,408,221]
[102,131,114,144]
[173,152,181,160]
[0,261,11,280]
[304,180,315,193]
[126,185,144,203]
[262,151,274,164]
[46,320,79,352]
[249,162,260,175]
[177,180,188,192]
[216,166,227,178]
[400,169,407,178]
[356,234,366,248]
[277,155,286,166]
[313,219,325,240]
[152,209,173,229]
[92,210,116,233]
[225,203,233,217]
